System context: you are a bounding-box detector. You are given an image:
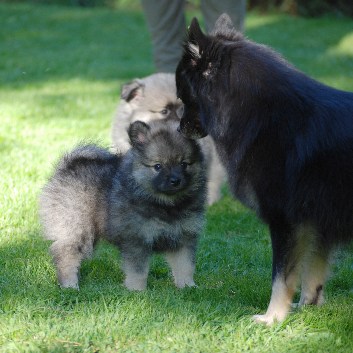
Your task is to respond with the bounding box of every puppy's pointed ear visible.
[186,18,207,62]
[128,121,151,148]
[121,79,144,102]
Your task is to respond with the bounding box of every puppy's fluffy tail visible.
[56,143,121,172]
[39,143,122,242]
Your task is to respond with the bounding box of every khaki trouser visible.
[141,0,246,72]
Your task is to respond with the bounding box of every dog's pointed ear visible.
[211,13,241,40]
[188,18,205,44]
[186,18,207,62]
[213,13,234,32]
[121,79,144,102]
[128,121,151,148]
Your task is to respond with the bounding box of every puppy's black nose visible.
[170,177,181,187]
[177,126,181,133]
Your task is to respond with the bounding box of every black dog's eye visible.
[180,162,188,170]
[154,164,162,171]
[160,109,169,115]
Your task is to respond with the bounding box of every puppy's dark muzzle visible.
[170,176,181,187]
[161,177,185,195]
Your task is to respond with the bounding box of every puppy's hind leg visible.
[164,244,197,288]
[50,237,94,289]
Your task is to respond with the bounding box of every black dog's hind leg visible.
[254,220,304,325]
[299,244,330,306]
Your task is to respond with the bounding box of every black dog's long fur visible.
[176,14,353,324]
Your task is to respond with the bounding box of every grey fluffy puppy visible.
[39,118,206,290]
[111,72,226,205]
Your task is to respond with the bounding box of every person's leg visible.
[141,0,186,73]
[201,0,246,33]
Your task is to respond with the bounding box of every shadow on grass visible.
[246,14,353,88]
[1,3,154,88]
[0,205,271,321]
[0,205,352,353]
[1,3,353,89]
[1,227,351,337]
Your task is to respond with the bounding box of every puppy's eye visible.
[154,164,162,171]
[160,109,169,115]
[180,162,188,170]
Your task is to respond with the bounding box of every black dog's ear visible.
[188,18,205,44]
[212,13,234,33]
[121,79,144,102]
[211,13,241,40]
[187,18,207,62]
[128,121,151,148]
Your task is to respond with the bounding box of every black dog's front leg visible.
[254,220,301,325]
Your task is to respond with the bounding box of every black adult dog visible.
[176,14,353,325]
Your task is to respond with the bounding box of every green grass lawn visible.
[1,2,353,352]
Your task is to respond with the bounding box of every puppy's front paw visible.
[253,314,276,326]
[124,278,147,291]
[175,278,197,289]
[60,282,79,290]
[58,270,79,290]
